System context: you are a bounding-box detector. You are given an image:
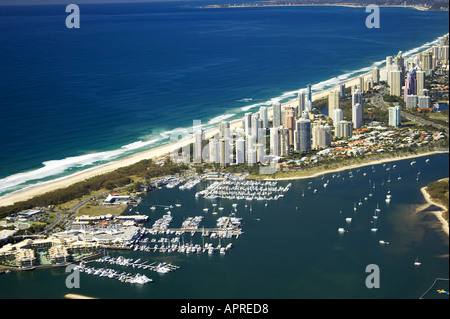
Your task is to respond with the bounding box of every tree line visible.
[0,158,184,219]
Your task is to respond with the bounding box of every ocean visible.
[0,153,448,299]
[0,1,449,197]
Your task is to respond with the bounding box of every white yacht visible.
[414,257,421,266]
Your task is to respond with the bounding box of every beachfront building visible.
[389,69,402,97]
[335,120,353,138]
[312,124,332,150]
[298,90,305,116]
[352,88,363,108]
[294,118,311,153]
[372,67,380,84]
[219,138,231,167]
[219,121,230,139]
[250,114,260,140]
[416,69,426,96]
[339,84,346,97]
[403,68,417,102]
[235,138,246,165]
[358,76,364,93]
[388,105,401,128]
[194,130,205,163]
[272,102,282,128]
[307,84,312,103]
[247,135,257,165]
[269,127,280,156]
[352,103,363,129]
[328,89,340,121]
[386,56,393,85]
[209,137,220,164]
[422,51,434,75]
[395,51,405,82]
[244,112,252,136]
[332,108,343,127]
[284,110,296,146]
[259,106,268,130]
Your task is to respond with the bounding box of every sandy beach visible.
[419,178,449,236]
[0,66,374,208]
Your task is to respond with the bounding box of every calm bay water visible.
[0,2,449,196]
[0,153,448,299]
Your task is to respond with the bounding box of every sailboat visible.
[175,199,182,207]
[414,257,421,266]
[353,202,357,211]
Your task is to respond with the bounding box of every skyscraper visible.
[307,84,312,103]
[194,130,205,163]
[416,69,426,96]
[284,110,295,146]
[389,69,402,97]
[386,56,393,85]
[395,51,405,82]
[272,102,282,128]
[250,114,260,140]
[333,108,343,126]
[352,103,362,129]
[406,95,418,109]
[235,138,246,165]
[297,90,305,116]
[219,138,231,167]
[259,106,268,130]
[219,121,230,139]
[279,128,290,157]
[422,51,433,74]
[209,137,219,164]
[244,112,252,136]
[247,135,257,165]
[312,124,332,150]
[388,105,401,127]
[352,88,363,107]
[335,120,353,138]
[358,76,364,93]
[294,118,311,153]
[269,127,280,156]
[372,67,380,83]
[328,90,340,121]
[403,68,417,102]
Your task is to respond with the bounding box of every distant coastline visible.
[200,2,443,11]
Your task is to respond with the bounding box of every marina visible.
[0,153,448,299]
[95,256,180,274]
[73,264,153,285]
[195,180,291,200]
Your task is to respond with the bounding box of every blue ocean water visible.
[0,2,448,196]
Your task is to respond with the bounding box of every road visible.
[371,91,449,134]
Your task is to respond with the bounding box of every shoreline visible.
[0,65,372,208]
[257,150,449,181]
[419,178,449,237]
[0,34,445,208]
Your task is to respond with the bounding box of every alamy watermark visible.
[365,264,380,289]
[365,4,380,29]
[66,4,80,29]
[65,264,80,289]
